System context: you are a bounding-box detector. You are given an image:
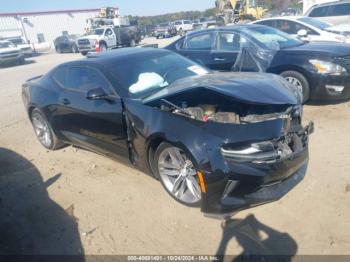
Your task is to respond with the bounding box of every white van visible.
[305,0,350,25]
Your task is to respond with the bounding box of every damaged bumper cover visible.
[201,121,314,217]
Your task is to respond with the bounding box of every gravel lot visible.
[1,36,350,256]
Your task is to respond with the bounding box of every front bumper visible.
[0,53,23,64]
[309,72,350,102]
[201,121,313,217]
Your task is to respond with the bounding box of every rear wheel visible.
[55,46,62,53]
[129,39,136,47]
[154,142,201,207]
[31,109,64,150]
[81,51,88,56]
[280,70,310,103]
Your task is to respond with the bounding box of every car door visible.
[178,31,217,69]
[211,31,242,71]
[53,65,128,158]
[105,28,116,48]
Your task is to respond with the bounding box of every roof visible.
[0,8,117,17]
[309,0,350,8]
[62,48,171,67]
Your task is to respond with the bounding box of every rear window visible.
[309,6,329,17]
[329,3,350,16]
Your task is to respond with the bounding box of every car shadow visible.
[0,59,36,68]
[306,98,350,106]
[0,148,84,257]
[215,214,298,261]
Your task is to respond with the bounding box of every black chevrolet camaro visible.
[22,48,313,217]
[166,25,350,103]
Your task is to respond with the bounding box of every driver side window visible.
[63,67,111,93]
[184,33,215,50]
[218,32,242,51]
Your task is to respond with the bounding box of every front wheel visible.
[154,142,201,207]
[71,44,78,53]
[81,51,88,56]
[280,70,310,104]
[100,43,107,52]
[31,109,65,150]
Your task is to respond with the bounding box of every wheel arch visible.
[146,135,202,179]
[268,65,311,80]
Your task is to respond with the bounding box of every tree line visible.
[129,0,301,27]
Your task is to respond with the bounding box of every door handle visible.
[61,98,71,105]
[214,57,226,61]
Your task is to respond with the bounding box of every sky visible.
[0,0,215,16]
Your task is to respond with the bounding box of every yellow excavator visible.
[216,0,268,25]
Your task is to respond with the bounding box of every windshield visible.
[89,29,104,35]
[242,26,304,49]
[107,52,209,98]
[297,17,331,30]
[0,42,15,48]
[8,38,24,45]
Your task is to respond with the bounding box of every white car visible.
[173,20,193,35]
[6,37,34,57]
[305,0,350,26]
[0,40,25,65]
[252,16,350,44]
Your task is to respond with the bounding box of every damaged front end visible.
[125,72,313,217]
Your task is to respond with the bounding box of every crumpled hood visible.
[144,72,299,105]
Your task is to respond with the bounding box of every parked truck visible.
[77,26,141,55]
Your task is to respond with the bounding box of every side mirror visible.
[86,87,109,101]
[297,29,308,38]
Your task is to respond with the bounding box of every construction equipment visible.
[216,0,268,25]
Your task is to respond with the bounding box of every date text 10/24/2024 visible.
[127,256,219,261]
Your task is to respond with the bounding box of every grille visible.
[0,51,19,55]
[78,39,90,45]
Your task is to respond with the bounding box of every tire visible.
[154,142,201,207]
[71,44,78,53]
[17,57,25,65]
[81,51,88,56]
[30,109,65,150]
[55,46,62,54]
[129,39,136,47]
[280,70,310,104]
[100,43,107,52]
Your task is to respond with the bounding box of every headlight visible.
[221,141,279,163]
[309,59,346,75]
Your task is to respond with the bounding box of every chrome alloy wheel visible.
[285,76,303,94]
[32,113,52,148]
[158,147,201,204]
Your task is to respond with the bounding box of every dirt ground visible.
[0,36,350,256]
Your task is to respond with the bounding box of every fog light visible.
[326,85,345,94]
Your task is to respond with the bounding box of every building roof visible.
[0,8,118,17]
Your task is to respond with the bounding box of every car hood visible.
[79,35,102,40]
[284,41,350,57]
[143,72,299,105]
